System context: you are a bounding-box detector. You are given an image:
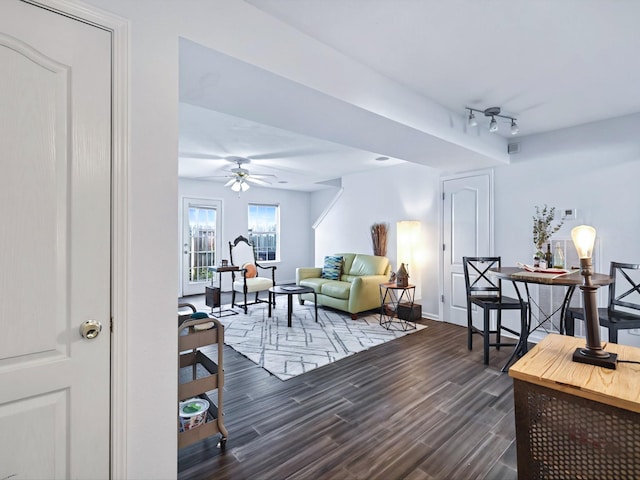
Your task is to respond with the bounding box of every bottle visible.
[545,244,553,269]
[553,243,565,269]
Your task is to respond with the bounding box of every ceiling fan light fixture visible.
[240,181,250,192]
[230,181,241,192]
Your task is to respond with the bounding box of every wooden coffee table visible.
[268,285,317,327]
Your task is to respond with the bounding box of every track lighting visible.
[466,107,519,135]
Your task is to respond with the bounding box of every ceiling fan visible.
[207,157,276,193]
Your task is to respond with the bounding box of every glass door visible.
[182,198,222,296]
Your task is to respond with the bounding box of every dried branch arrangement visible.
[371,222,389,257]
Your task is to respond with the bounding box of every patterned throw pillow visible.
[242,263,257,278]
[321,255,343,280]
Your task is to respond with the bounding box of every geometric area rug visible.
[212,301,427,381]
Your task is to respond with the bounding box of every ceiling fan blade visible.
[179,152,225,160]
[246,176,271,186]
[248,173,277,179]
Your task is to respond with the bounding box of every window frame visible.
[247,203,280,262]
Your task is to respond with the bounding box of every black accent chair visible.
[463,257,528,365]
[229,235,276,314]
[565,261,640,343]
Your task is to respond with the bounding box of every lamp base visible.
[572,348,618,369]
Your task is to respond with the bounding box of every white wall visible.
[178,179,313,294]
[312,162,441,318]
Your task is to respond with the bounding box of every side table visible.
[206,265,240,318]
[379,283,418,331]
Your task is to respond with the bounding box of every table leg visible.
[287,293,293,327]
[559,285,575,335]
[501,281,529,373]
[313,292,318,322]
[268,292,272,318]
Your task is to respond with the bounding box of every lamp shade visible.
[397,221,421,268]
[231,181,241,192]
[571,225,596,259]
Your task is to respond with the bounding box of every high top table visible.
[490,267,613,371]
[509,334,640,480]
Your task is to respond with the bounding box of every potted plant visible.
[532,205,564,261]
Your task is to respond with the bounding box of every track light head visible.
[489,116,498,132]
[467,110,477,127]
[510,119,519,135]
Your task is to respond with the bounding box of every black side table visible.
[268,285,317,327]
[379,283,418,331]
[206,265,240,318]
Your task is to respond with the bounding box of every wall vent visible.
[508,142,521,154]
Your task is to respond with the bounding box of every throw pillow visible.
[242,262,257,278]
[321,255,343,280]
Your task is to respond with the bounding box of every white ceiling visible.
[179,0,640,191]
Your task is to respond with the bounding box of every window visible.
[248,203,279,261]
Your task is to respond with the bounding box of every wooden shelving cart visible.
[178,305,228,450]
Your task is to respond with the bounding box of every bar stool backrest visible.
[463,257,503,300]
[608,262,640,315]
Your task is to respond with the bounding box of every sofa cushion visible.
[320,280,351,300]
[299,277,331,293]
[334,253,356,275]
[321,255,343,280]
[348,254,389,276]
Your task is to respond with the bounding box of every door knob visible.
[79,320,102,339]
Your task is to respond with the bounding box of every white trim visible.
[26,1,131,477]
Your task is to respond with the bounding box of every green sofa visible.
[296,253,391,319]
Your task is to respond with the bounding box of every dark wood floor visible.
[178,299,519,480]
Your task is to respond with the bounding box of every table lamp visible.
[571,225,617,369]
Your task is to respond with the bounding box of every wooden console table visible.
[509,334,640,480]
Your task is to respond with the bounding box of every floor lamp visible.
[570,225,617,369]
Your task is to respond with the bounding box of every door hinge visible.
[443,243,446,251]
[110,318,114,333]
[441,294,444,303]
[442,192,445,200]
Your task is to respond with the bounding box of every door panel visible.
[182,198,222,296]
[0,2,111,478]
[442,173,492,327]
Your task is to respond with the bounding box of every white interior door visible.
[442,172,492,327]
[0,2,111,478]
[182,198,223,296]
